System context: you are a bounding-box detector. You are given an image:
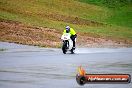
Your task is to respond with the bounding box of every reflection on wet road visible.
[0,42,132,88]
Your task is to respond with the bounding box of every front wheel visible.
[62,41,67,54]
[62,47,66,54]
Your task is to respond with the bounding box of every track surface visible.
[0,42,132,88]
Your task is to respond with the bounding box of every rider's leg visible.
[73,40,75,47]
[70,35,77,49]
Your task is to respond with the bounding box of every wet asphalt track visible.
[0,42,132,88]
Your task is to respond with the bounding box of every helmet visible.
[66,26,70,33]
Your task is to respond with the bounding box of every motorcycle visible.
[61,33,76,54]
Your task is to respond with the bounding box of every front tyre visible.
[62,42,67,54]
[62,47,66,54]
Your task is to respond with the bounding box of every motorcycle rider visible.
[63,26,77,49]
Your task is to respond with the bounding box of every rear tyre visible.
[71,49,75,54]
[71,48,75,54]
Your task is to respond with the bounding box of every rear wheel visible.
[71,49,74,54]
[71,47,75,54]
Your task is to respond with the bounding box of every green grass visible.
[77,0,132,28]
[1,0,111,23]
[77,0,131,8]
[0,0,132,42]
[106,5,132,28]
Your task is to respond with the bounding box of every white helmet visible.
[66,26,70,30]
[66,26,70,33]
